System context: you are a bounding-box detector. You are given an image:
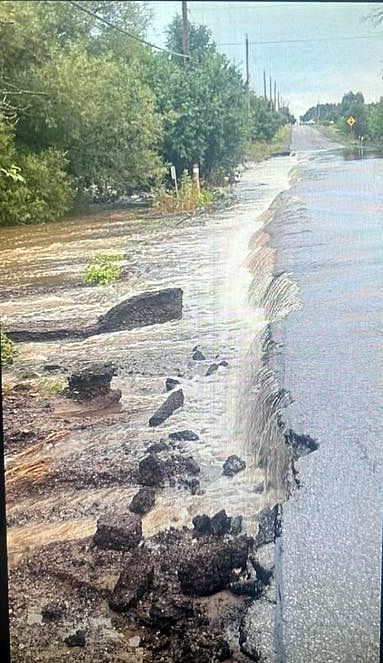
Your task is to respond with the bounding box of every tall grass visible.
[153,170,214,214]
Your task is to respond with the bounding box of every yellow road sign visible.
[347,116,356,128]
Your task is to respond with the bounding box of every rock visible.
[147,441,169,453]
[41,602,65,621]
[229,579,259,597]
[166,377,181,391]
[184,456,200,475]
[178,536,250,596]
[192,514,212,537]
[230,515,243,536]
[138,455,163,486]
[192,350,206,361]
[149,389,184,427]
[222,455,246,477]
[210,510,231,536]
[97,288,183,334]
[93,512,142,551]
[205,363,219,376]
[251,542,275,586]
[285,428,319,461]
[169,430,199,441]
[192,512,242,538]
[64,630,86,647]
[43,364,61,373]
[148,593,194,632]
[129,487,156,515]
[254,505,281,548]
[109,548,154,612]
[255,481,264,493]
[67,362,117,400]
[219,360,229,368]
[179,478,200,495]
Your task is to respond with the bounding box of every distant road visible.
[291,125,343,151]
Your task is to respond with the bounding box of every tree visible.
[145,16,246,178]
[15,48,164,195]
[338,91,367,137]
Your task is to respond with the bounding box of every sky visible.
[147,1,383,119]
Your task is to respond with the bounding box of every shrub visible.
[84,253,123,286]
[0,143,74,226]
[1,331,16,365]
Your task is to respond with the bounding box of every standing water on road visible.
[272,128,383,662]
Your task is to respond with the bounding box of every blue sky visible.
[147,2,383,119]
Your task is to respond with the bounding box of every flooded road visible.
[1,157,294,566]
[274,127,383,662]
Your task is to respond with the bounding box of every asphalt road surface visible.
[274,126,382,662]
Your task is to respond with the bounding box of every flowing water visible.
[1,157,295,564]
[272,130,383,662]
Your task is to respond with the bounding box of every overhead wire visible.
[67,0,189,59]
[217,33,383,46]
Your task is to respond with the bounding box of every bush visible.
[1,331,16,365]
[153,170,214,214]
[0,130,74,226]
[84,253,123,286]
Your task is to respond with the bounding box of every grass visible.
[1,330,17,366]
[84,252,124,286]
[36,377,66,396]
[245,126,291,162]
[153,170,214,215]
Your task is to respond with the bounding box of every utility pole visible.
[263,70,267,100]
[182,1,199,191]
[245,34,250,115]
[274,81,277,110]
[182,1,189,63]
[269,76,273,109]
[277,91,280,111]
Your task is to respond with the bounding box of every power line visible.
[67,0,189,59]
[217,33,383,46]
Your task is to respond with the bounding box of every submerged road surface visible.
[275,126,382,662]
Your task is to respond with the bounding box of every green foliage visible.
[336,91,368,137]
[1,330,16,365]
[154,170,214,214]
[0,2,299,226]
[37,377,66,396]
[16,48,164,196]
[84,253,123,286]
[0,116,73,225]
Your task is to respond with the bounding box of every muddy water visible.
[1,157,294,562]
[271,140,383,662]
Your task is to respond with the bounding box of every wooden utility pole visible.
[263,70,267,99]
[182,1,189,62]
[245,34,250,114]
[269,76,272,109]
[182,1,199,191]
[274,81,277,110]
[277,91,280,111]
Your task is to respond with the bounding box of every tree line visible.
[301,90,383,141]
[0,1,293,226]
